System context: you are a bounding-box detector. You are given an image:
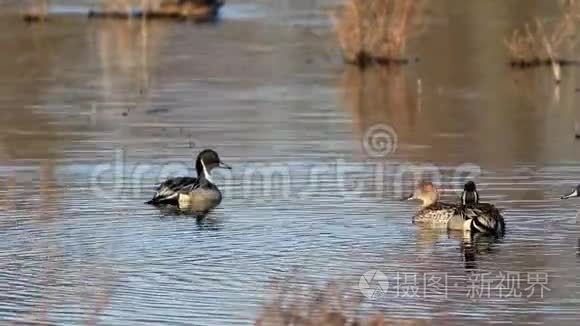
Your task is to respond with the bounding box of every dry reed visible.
[22,0,48,23]
[255,281,427,326]
[505,0,580,69]
[332,0,426,67]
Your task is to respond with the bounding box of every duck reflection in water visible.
[414,227,502,271]
[454,231,503,270]
[157,205,224,230]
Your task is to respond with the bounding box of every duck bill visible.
[218,161,232,170]
[401,193,415,201]
[561,189,579,200]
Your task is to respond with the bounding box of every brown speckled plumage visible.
[408,181,505,235]
[413,202,459,226]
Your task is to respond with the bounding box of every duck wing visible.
[414,202,459,225]
[177,180,202,193]
[428,202,461,214]
[146,177,198,205]
[462,203,505,235]
[461,203,500,219]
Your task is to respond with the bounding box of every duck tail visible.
[496,216,506,236]
[472,215,495,234]
[471,214,505,237]
[146,196,179,206]
[145,198,159,205]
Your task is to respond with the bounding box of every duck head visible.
[464,181,477,192]
[561,184,580,200]
[461,180,479,205]
[403,181,439,208]
[195,149,231,182]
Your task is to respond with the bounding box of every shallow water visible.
[0,0,579,325]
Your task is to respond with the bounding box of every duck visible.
[146,149,231,214]
[459,181,505,235]
[404,181,505,235]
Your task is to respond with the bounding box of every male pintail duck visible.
[460,181,505,235]
[404,181,505,235]
[146,149,231,213]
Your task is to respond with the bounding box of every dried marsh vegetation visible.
[90,0,224,22]
[255,281,426,326]
[332,0,426,67]
[22,0,224,22]
[505,0,580,70]
[22,0,48,22]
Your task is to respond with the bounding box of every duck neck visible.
[420,193,438,208]
[196,158,214,185]
[461,190,479,205]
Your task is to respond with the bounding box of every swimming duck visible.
[404,182,458,227]
[459,181,505,235]
[404,181,505,235]
[146,149,231,213]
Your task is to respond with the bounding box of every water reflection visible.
[156,205,224,229]
[412,227,504,271]
[341,66,419,161]
[0,17,69,222]
[458,231,503,270]
[93,19,174,105]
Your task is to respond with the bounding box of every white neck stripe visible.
[201,159,214,183]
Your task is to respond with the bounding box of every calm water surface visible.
[0,1,579,325]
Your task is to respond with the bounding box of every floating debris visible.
[88,0,224,23]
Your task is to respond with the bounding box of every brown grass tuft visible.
[255,280,428,326]
[505,0,580,68]
[22,0,48,23]
[332,0,426,67]
[255,282,361,326]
